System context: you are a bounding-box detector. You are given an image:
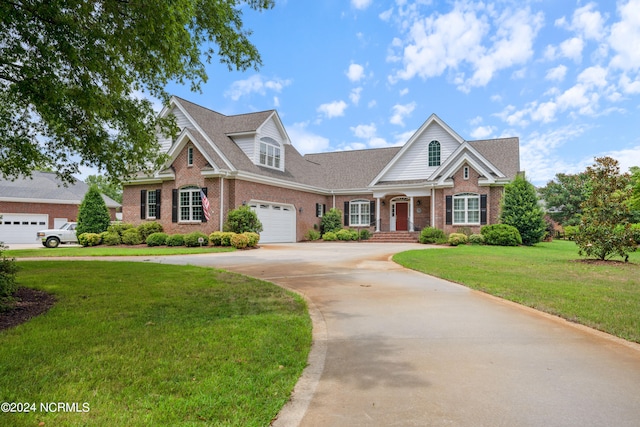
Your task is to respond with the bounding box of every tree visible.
[320,208,343,234]
[628,166,640,222]
[574,157,636,261]
[85,175,123,204]
[0,0,274,184]
[76,185,111,235]
[538,172,590,226]
[499,174,546,245]
[223,206,263,234]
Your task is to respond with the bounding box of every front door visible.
[396,203,408,231]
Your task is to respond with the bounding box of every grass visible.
[0,261,311,426]
[5,245,235,258]
[393,240,640,343]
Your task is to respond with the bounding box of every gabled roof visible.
[0,171,121,207]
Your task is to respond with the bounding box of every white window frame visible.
[259,137,282,170]
[453,193,480,225]
[463,166,470,180]
[179,186,203,222]
[147,190,157,219]
[349,200,370,226]
[187,147,194,166]
[428,140,441,167]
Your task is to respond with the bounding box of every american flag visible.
[200,189,211,221]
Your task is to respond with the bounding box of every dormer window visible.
[428,140,440,167]
[259,137,282,169]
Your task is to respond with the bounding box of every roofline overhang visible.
[0,196,120,208]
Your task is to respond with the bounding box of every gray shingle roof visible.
[468,137,520,179]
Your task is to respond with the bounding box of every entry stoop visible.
[367,231,420,243]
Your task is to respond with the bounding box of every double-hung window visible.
[147,190,157,218]
[428,140,441,167]
[349,200,370,226]
[453,193,480,225]
[179,186,203,222]
[259,137,282,169]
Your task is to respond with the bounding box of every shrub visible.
[481,224,522,246]
[209,231,225,246]
[223,205,263,233]
[631,224,640,245]
[564,225,578,240]
[107,222,134,237]
[121,228,143,245]
[230,233,250,249]
[184,232,209,247]
[166,234,184,247]
[499,175,546,245]
[359,229,372,240]
[419,227,446,244]
[220,232,235,246]
[336,229,354,241]
[305,229,321,241]
[0,243,19,310]
[101,231,121,246]
[138,222,163,240]
[321,208,342,234]
[468,233,485,245]
[78,232,102,247]
[456,226,473,237]
[322,231,337,241]
[244,232,260,247]
[146,232,168,247]
[76,185,111,235]
[448,233,468,246]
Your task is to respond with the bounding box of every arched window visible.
[259,137,282,169]
[428,140,441,167]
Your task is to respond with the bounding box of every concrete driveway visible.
[146,242,640,426]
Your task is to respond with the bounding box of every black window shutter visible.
[369,201,375,226]
[480,194,487,225]
[155,190,161,219]
[315,203,320,218]
[323,204,327,215]
[140,190,147,219]
[201,187,208,223]
[445,195,452,225]
[344,201,349,226]
[172,189,178,223]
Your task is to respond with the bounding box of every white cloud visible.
[570,2,606,41]
[531,101,558,123]
[602,145,640,174]
[545,65,568,82]
[577,66,608,87]
[559,37,585,62]
[225,75,291,100]
[619,73,640,94]
[346,63,365,82]
[351,0,372,10]
[317,100,348,118]
[399,88,409,96]
[609,0,640,71]
[286,122,330,155]
[349,87,363,105]
[390,102,416,126]
[351,123,377,139]
[470,125,495,139]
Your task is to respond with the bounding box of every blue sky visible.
[162,0,640,186]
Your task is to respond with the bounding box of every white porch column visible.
[431,188,435,228]
[375,197,381,232]
[409,196,415,232]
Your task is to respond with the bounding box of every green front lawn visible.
[5,245,235,258]
[394,240,640,343]
[0,261,311,426]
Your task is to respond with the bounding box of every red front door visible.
[396,203,408,231]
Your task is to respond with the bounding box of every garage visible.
[250,202,296,243]
[0,214,48,244]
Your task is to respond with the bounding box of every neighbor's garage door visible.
[250,202,295,243]
[0,214,48,244]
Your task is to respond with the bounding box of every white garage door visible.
[250,202,296,243]
[0,214,48,244]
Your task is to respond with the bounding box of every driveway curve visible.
[143,242,640,426]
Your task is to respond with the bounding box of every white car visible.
[37,222,78,248]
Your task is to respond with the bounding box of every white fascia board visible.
[0,197,81,205]
[370,182,437,198]
[430,142,506,182]
[166,129,220,172]
[436,154,496,186]
[261,111,291,145]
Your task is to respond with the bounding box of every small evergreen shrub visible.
[456,226,473,237]
[244,232,260,247]
[184,232,209,247]
[336,229,354,241]
[322,231,337,241]
[630,224,640,245]
[78,232,102,247]
[101,231,121,246]
[481,224,522,246]
[209,231,225,246]
[223,206,263,233]
[468,233,485,245]
[419,227,446,244]
[0,243,19,310]
[166,234,184,247]
[321,208,342,234]
[448,233,468,246]
[305,229,321,241]
[359,229,372,240]
[220,232,235,246]
[107,222,134,237]
[230,233,250,249]
[138,222,163,240]
[121,228,143,245]
[76,185,111,235]
[564,225,578,240]
[146,232,168,247]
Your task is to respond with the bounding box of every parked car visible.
[37,222,78,248]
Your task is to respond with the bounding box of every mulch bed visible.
[0,288,56,332]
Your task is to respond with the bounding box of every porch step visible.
[366,231,420,243]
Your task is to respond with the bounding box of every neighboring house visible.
[122,97,520,243]
[0,171,121,244]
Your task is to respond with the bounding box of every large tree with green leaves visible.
[0,0,274,184]
[499,174,546,245]
[538,172,590,226]
[85,175,123,204]
[574,157,636,261]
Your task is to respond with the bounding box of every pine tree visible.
[499,174,546,245]
[76,185,111,235]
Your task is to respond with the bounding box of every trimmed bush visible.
[481,224,522,246]
[121,228,143,245]
[230,233,250,249]
[336,229,355,241]
[166,234,184,247]
[456,226,473,237]
[146,232,168,247]
[76,185,111,235]
[78,232,102,247]
[244,232,260,247]
[184,232,209,247]
[209,231,225,246]
[419,227,446,244]
[138,222,163,240]
[101,232,121,246]
[468,233,485,245]
[322,231,337,241]
[564,225,578,240]
[107,222,134,237]
[305,230,321,241]
[448,233,468,246]
[220,232,235,247]
[359,229,372,240]
[0,243,19,310]
[223,205,263,234]
[321,208,342,234]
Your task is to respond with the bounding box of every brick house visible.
[122,97,520,243]
[0,171,120,244]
